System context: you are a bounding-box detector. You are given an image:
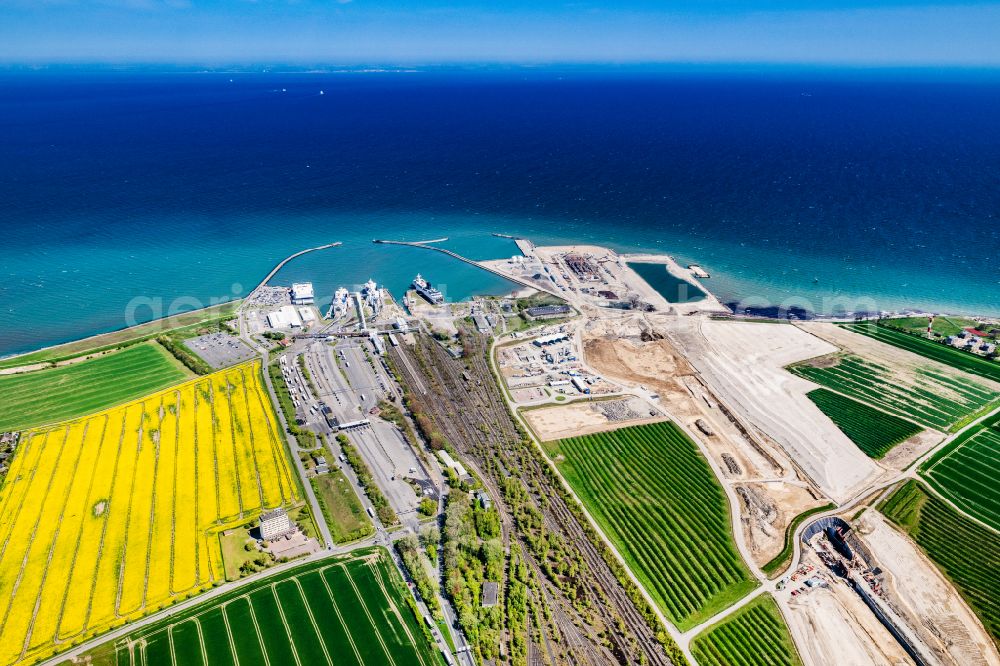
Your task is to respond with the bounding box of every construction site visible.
[777,512,999,666]
[229,237,1000,666]
[496,324,618,405]
[481,243,728,316]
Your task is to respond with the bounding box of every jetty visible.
[373,238,562,298]
[241,242,342,310]
[373,237,448,245]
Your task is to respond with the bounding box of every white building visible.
[298,307,316,323]
[437,450,468,478]
[369,329,385,356]
[291,282,315,305]
[266,305,303,329]
[259,508,292,540]
[533,332,569,347]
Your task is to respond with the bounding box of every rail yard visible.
[3,237,998,666]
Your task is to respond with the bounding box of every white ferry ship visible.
[412,274,444,305]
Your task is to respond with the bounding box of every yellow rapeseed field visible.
[0,360,299,665]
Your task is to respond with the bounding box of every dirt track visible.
[521,397,664,442]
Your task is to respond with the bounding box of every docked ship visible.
[412,274,444,305]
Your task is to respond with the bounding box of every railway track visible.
[458,333,672,666]
[390,329,676,666]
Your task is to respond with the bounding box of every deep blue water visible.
[1,69,999,358]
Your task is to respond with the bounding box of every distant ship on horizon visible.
[413,273,444,305]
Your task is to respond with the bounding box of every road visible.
[237,318,335,551]
[38,537,376,666]
[282,334,467,662]
[373,239,563,300]
[488,324,1000,659]
[40,244,474,666]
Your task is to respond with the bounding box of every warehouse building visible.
[525,304,571,320]
[291,282,315,305]
[266,305,303,329]
[481,581,499,608]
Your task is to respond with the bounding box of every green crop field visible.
[790,354,999,433]
[691,594,802,666]
[0,342,191,431]
[841,322,1000,383]
[311,470,374,542]
[547,421,756,631]
[78,548,443,666]
[879,316,984,338]
[920,412,1000,532]
[880,480,1000,645]
[807,388,923,458]
[0,302,239,371]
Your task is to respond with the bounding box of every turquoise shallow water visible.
[1,71,998,357]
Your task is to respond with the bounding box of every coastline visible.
[3,237,997,364]
[0,299,241,367]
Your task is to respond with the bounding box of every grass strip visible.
[761,503,836,578]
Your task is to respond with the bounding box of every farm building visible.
[260,508,293,540]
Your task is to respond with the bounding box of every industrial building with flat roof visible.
[266,305,303,329]
[481,581,499,608]
[291,282,315,305]
[525,304,571,319]
[533,332,570,346]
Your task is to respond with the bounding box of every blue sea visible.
[1,68,999,358]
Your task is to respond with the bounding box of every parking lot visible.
[281,338,437,530]
[184,333,257,369]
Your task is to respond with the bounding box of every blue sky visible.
[0,1,998,66]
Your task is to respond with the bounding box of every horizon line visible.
[2,61,1000,73]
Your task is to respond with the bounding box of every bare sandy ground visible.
[737,481,826,567]
[521,397,664,442]
[511,386,547,403]
[854,512,1000,666]
[879,429,946,471]
[784,561,913,666]
[583,319,796,479]
[667,319,882,503]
